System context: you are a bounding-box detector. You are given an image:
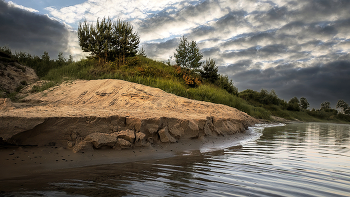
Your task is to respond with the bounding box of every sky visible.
[0,0,350,109]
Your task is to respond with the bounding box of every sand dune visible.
[0,79,258,152]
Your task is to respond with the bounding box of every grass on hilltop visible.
[1,46,350,123]
[40,56,270,119]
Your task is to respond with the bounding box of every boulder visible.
[203,117,216,136]
[158,127,177,143]
[73,141,93,153]
[182,120,200,138]
[141,118,160,134]
[116,129,135,142]
[117,138,132,149]
[85,133,118,148]
[166,118,184,138]
[135,132,148,147]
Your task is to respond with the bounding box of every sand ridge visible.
[0,79,258,152]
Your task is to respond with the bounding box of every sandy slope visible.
[0,79,258,152]
[8,79,252,120]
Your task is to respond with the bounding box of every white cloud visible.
[7,1,39,13]
[46,0,200,24]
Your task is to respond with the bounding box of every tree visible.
[41,51,50,63]
[287,97,300,111]
[320,101,331,111]
[68,55,73,64]
[201,58,218,83]
[174,36,203,70]
[138,47,146,57]
[78,17,140,65]
[57,52,65,66]
[300,97,309,110]
[336,100,349,114]
[215,75,238,96]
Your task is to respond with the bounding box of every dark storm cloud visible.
[0,0,69,57]
[265,6,288,21]
[139,0,220,35]
[228,60,350,108]
[222,44,288,61]
[292,0,350,21]
[221,31,276,49]
[143,38,179,59]
[188,25,216,39]
[214,11,247,28]
[223,47,258,59]
[201,47,220,57]
[37,0,350,108]
[219,59,254,74]
[259,44,287,55]
[138,0,350,108]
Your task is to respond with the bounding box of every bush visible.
[215,75,238,96]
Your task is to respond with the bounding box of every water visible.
[1,123,350,197]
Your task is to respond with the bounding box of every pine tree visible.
[78,17,139,65]
[300,97,309,110]
[78,17,113,63]
[174,36,203,70]
[201,58,218,83]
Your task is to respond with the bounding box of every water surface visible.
[1,123,350,197]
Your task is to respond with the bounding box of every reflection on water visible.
[1,123,350,197]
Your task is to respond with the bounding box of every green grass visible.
[30,81,58,93]
[39,57,272,120]
[4,51,348,123]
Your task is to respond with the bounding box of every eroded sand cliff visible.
[0,79,258,152]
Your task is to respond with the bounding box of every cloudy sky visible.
[1,0,350,108]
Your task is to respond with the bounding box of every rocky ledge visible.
[0,79,258,153]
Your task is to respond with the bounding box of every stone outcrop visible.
[0,79,259,152]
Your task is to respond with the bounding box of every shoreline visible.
[0,128,263,181]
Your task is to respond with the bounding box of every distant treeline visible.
[238,89,350,122]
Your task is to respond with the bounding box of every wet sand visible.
[0,130,256,185]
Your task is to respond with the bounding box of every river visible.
[1,122,349,197]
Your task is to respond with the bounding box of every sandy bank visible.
[0,79,258,153]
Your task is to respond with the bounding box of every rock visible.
[213,118,229,136]
[135,132,148,147]
[182,120,200,138]
[225,120,243,135]
[203,117,216,136]
[117,138,132,149]
[116,129,135,143]
[73,141,93,153]
[0,117,45,141]
[166,118,184,138]
[126,118,141,132]
[141,118,160,134]
[188,120,199,131]
[67,141,75,148]
[85,133,118,148]
[158,127,177,143]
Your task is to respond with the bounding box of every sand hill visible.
[0,79,258,152]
